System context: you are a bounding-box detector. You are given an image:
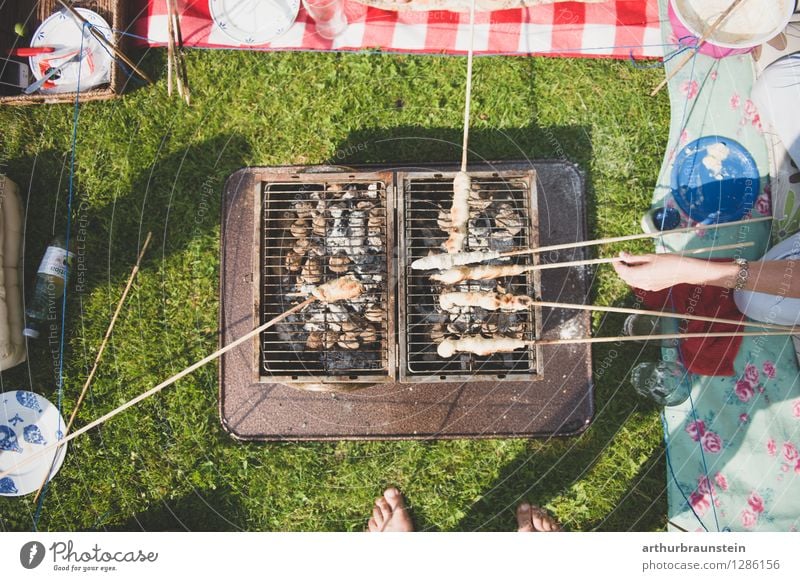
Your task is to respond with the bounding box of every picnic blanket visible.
[131,0,664,58]
[651,0,800,532]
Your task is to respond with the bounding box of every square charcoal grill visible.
[260,172,395,384]
[398,170,543,382]
[258,169,542,388]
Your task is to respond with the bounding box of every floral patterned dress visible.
[654,0,800,532]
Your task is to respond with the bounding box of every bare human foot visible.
[367,487,414,532]
[516,502,561,532]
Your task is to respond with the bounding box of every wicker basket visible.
[0,1,132,105]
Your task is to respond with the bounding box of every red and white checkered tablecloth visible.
[132,0,663,58]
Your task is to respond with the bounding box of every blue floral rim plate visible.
[209,0,300,46]
[0,391,67,496]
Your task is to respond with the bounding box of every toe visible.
[367,517,378,532]
[372,505,385,528]
[516,502,534,532]
[384,487,405,510]
[376,496,393,523]
[530,506,560,532]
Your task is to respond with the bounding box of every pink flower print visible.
[755,194,772,217]
[781,463,790,472]
[697,476,715,495]
[685,420,706,441]
[762,360,776,379]
[680,80,699,100]
[744,99,758,120]
[767,439,777,456]
[710,71,718,81]
[739,413,749,423]
[679,129,690,145]
[752,114,763,132]
[730,94,741,109]
[735,379,755,402]
[747,491,764,514]
[701,431,723,453]
[792,400,800,418]
[744,363,759,386]
[689,490,710,516]
[714,472,728,491]
[695,227,707,239]
[783,442,799,462]
[741,509,758,529]
[795,460,800,474]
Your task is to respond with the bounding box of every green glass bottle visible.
[23,235,75,339]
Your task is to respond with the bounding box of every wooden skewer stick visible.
[431,242,754,282]
[31,233,153,503]
[411,216,771,270]
[56,0,153,85]
[651,0,747,96]
[439,329,798,357]
[528,299,797,332]
[0,296,317,482]
[531,330,797,347]
[166,0,175,96]
[502,216,771,258]
[170,0,191,105]
[522,241,753,272]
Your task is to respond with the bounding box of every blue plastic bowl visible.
[671,136,760,224]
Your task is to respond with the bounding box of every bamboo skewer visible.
[438,330,798,358]
[651,0,747,96]
[165,0,190,105]
[532,330,796,346]
[0,296,319,483]
[430,242,754,283]
[411,216,771,270]
[523,241,753,272]
[166,0,175,96]
[57,0,153,85]
[527,299,797,333]
[31,233,153,503]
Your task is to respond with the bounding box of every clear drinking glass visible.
[630,360,691,406]
[303,0,348,39]
[622,313,680,348]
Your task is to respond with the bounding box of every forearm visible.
[685,258,800,298]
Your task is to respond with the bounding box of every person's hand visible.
[611,252,696,291]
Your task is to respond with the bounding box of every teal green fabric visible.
[653,0,800,531]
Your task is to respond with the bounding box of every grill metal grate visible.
[260,174,393,382]
[398,171,542,381]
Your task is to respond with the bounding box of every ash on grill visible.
[403,175,539,377]
[263,181,389,376]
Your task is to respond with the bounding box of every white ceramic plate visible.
[672,0,795,49]
[209,0,300,46]
[0,391,67,497]
[28,7,113,94]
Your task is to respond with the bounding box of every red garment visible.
[634,284,744,377]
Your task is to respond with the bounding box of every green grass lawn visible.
[0,49,671,531]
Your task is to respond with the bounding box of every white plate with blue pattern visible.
[28,8,113,94]
[0,391,67,497]
[209,0,300,46]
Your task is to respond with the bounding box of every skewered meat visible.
[495,204,522,235]
[411,249,502,271]
[300,257,322,284]
[311,275,365,302]
[306,331,323,350]
[430,263,526,285]
[439,291,533,312]
[360,325,377,343]
[337,332,360,350]
[437,335,527,358]
[443,230,466,254]
[445,172,472,254]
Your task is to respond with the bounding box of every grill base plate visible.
[220,161,593,440]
